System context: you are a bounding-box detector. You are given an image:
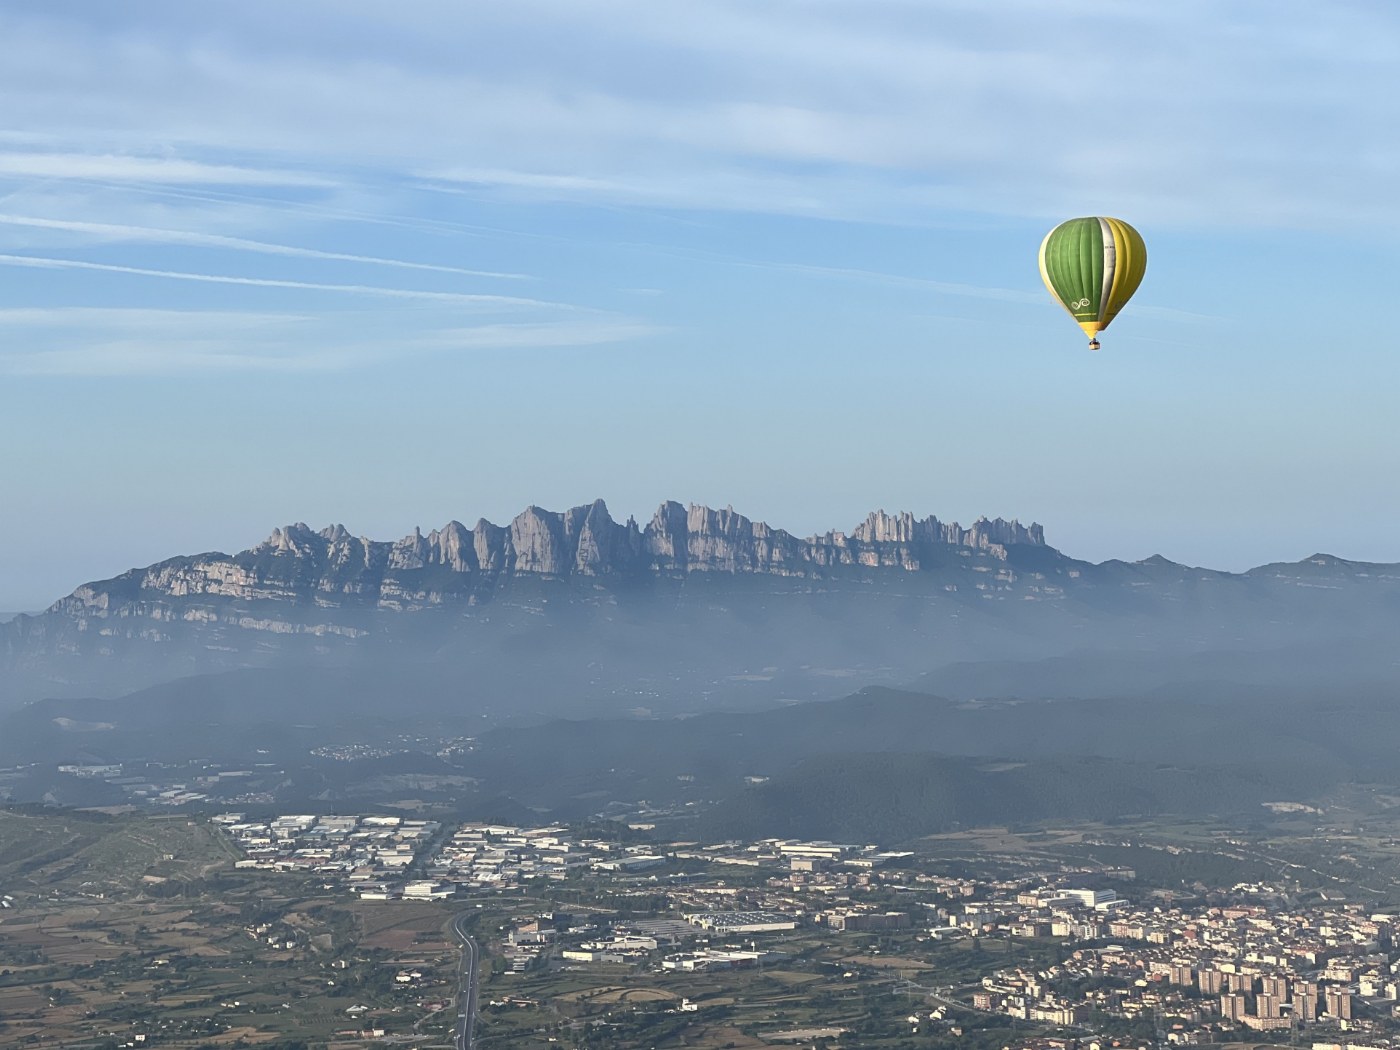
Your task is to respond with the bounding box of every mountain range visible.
[3,499,1399,719]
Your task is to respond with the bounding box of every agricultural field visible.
[0,890,466,1047]
[458,899,1050,1050]
[0,809,465,1048]
[0,808,238,898]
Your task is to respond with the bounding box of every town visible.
[214,813,1400,1048]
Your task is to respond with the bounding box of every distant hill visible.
[695,753,1332,843]
[7,664,1395,837]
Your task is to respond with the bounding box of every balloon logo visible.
[1039,217,1147,350]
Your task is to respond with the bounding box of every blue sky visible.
[2,1,1399,608]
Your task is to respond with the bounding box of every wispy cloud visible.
[424,169,633,194]
[0,253,564,307]
[421,321,664,350]
[3,3,1397,228]
[0,214,530,279]
[0,306,309,329]
[760,261,1046,306]
[0,308,659,376]
[0,152,329,186]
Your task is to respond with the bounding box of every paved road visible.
[451,913,481,1050]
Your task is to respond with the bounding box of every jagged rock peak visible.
[251,502,1045,571]
[258,522,319,555]
[846,510,1044,549]
[10,500,1066,634]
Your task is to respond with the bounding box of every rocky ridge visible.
[43,500,1045,618]
[4,499,1399,710]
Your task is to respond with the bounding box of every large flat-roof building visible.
[686,911,798,934]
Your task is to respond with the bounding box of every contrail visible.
[0,254,570,308]
[0,214,531,280]
[37,178,546,242]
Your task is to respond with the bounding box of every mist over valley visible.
[3,499,1397,840]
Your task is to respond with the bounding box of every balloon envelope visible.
[1038,216,1146,347]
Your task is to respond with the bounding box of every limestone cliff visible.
[35,498,1047,621]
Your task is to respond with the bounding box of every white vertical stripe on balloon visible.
[1097,216,1116,325]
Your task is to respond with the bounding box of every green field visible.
[0,808,466,1047]
[0,807,238,897]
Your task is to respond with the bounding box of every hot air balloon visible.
[1038,216,1146,350]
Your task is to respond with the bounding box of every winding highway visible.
[451,912,482,1050]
